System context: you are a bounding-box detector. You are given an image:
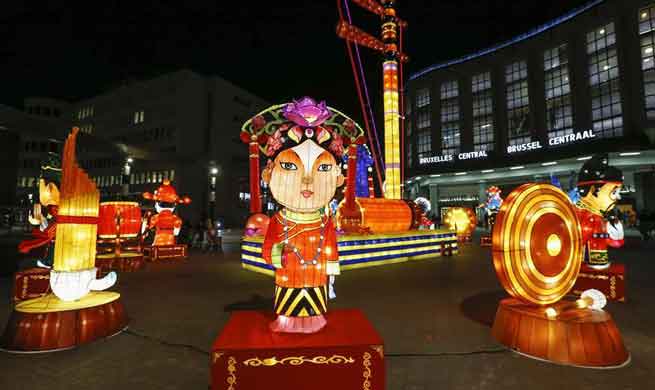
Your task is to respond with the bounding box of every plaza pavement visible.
[0,230,654,389]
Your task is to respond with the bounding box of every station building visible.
[404,0,655,218]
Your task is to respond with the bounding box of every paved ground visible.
[1,231,654,389]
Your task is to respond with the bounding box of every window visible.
[416,106,431,158]
[640,6,655,119]
[505,61,531,145]
[416,88,430,108]
[133,110,145,124]
[472,72,494,151]
[78,106,94,119]
[440,80,460,155]
[544,44,574,140]
[587,22,622,137]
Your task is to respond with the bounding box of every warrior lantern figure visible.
[575,154,624,269]
[242,97,364,333]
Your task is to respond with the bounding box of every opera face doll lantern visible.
[18,155,61,268]
[142,180,191,246]
[242,97,363,334]
[575,155,624,269]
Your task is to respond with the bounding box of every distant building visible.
[68,69,270,226]
[405,0,655,215]
[1,100,69,208]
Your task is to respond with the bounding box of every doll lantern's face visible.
[265,140,344,212]
[38,179,60,207]
[583,181,622,214]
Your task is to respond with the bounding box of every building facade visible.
[68,69,270,226]
[405,0,655,216]
[3,99,69,207]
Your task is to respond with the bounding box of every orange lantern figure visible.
[574,155,624,269]
[443,207,476,242]
[490,183,629,367]
[142,180,191,247]
[242,97,364,334]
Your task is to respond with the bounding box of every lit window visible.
[472,72,494,151]
[416,88,430,108]
[133,110,145,124]
[416,106,431,158]
[440,80,460,155]
[587,22,622,137]
[544,44,574,141]
[640,5,655,119]
[505,60,531,146]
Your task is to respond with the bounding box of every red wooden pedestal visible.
[13,268,50,302]
[211,309,385,390]
[1,293,128,352]
[96,253,145,274]
[13,268,111,302]
[492,297,629,368]
[143,244,187,261]
[571,263,626,302]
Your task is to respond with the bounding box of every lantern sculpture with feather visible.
[142,179,191,261]
[240,97,363,333]
[2,127,127,352]
[491,182,629,367]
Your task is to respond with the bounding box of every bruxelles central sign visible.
[419,150,488,165]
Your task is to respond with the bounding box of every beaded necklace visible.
[281,209,325,266]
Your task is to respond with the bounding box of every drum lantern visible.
[492,183,583,305]
[98,202,142,239]
[443,207,476,238]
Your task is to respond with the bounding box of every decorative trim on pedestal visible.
[363,352,372,390]
[213,351,224,363]
[243,355,355,367]
[227,357,236,390]
[370,345,384,359]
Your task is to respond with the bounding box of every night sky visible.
[2,1,592,121]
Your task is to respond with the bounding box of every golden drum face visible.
[491,183,583,305]
[443,207,477,236]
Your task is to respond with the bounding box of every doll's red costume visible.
[18,205,58,255]
[147,209,182,246]
[262,209,339,321]
[576,208,624,267]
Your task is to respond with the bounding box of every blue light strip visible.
[340,248,441,265]
[409,0,605,80]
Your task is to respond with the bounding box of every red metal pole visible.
[248,136,261,214]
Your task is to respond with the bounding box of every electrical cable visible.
[337,0,385,194]
[123,328,210,356]
[343,0,386,178]
[123,328,507,359]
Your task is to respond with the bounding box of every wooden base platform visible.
[96,252,145,274]
[143,244,187,261]
[211,309,384,390]
[241,230,459,276]
[1,292,128,353]
[491,297,629,368]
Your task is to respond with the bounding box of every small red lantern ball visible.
[245,213,270,237]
